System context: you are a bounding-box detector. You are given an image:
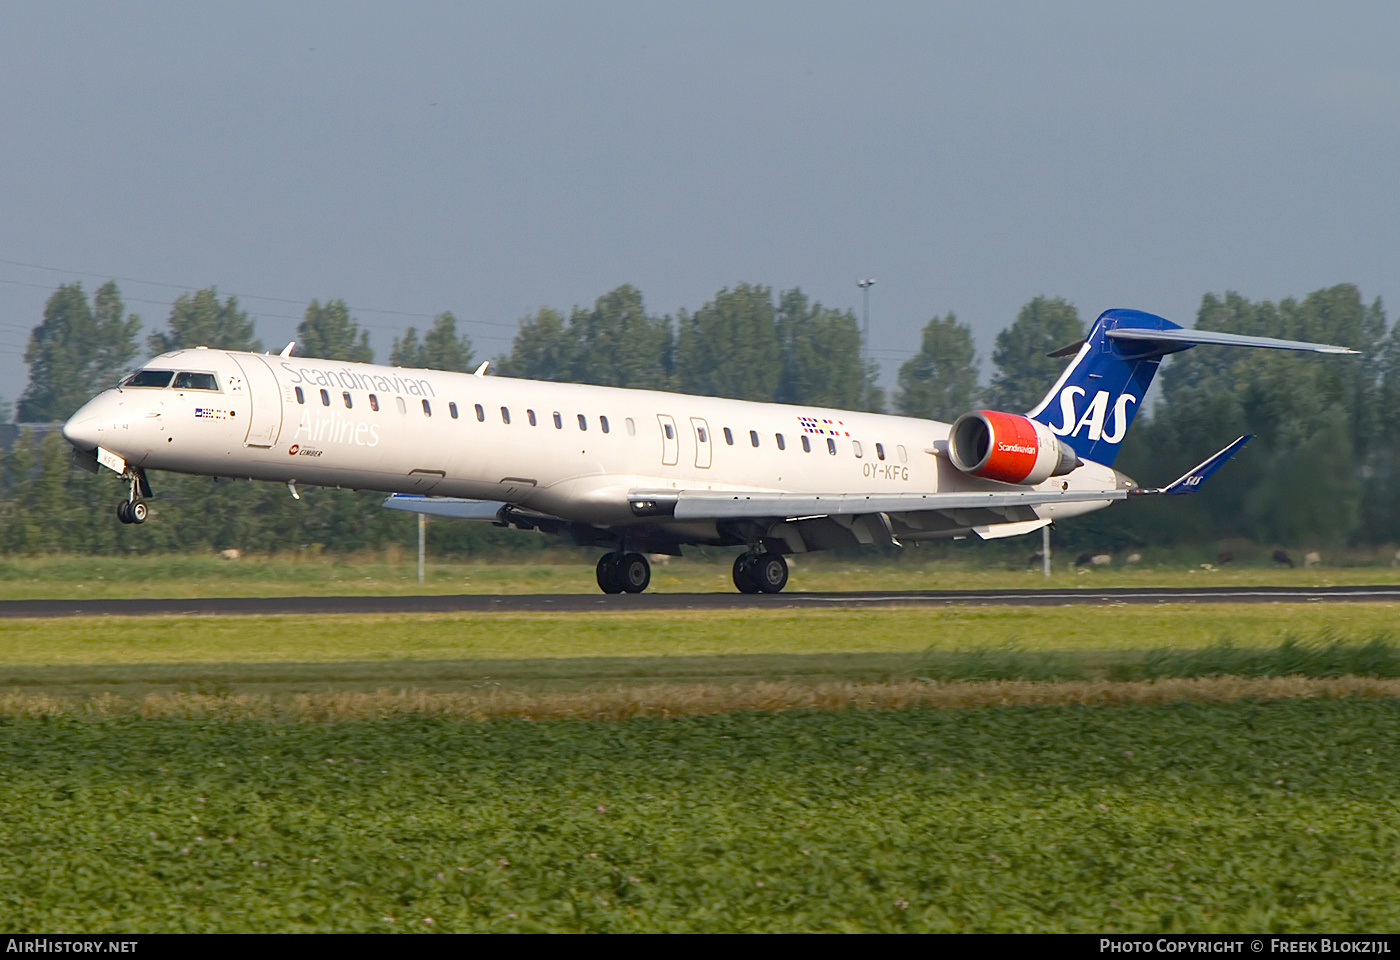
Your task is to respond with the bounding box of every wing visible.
[627,487,1127,520]
[628,486,1128,546]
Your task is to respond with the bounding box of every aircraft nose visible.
[62,413,101,451]
[62,395,111,450]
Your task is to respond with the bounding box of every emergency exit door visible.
[691,417,712,468]
[657,414,678,466]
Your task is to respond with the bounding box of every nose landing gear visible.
[116,500,148,524]
[116,468,152,525]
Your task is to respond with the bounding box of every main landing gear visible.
[733,551,788,594]
[596,551,651,594]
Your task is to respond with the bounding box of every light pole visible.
[856,279,875,363]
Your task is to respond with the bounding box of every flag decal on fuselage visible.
[798,416,849,436]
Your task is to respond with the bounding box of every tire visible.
[130,500,148,524]
[620,553,650,593]
[732,553,761,594]
[753,552,788,593]
[595,552,625,594]
[116,501,132,524]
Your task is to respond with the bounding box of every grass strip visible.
[2,554,1399,599]
[2,605,1399,665]
[2,675,1398,721]
[1,634,1395,700]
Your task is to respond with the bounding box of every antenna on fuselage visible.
[473,361,489,376]
[279,342,296,357]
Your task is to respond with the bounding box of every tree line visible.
[5,278,1398,555]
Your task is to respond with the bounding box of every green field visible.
[3,702,1397,933]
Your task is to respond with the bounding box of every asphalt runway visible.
[3,585,1400,618]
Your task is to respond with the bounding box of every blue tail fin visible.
[1026,309,1187,467]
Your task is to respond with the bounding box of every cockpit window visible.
[173,372,219,391]
[123,370,175,388]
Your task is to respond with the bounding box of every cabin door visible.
[230,354,283,448]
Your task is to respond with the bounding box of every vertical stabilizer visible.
[1025,309,1187,467]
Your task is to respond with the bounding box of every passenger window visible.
[663,422,674,440]
[827,437,837,455]
[801,435,811,453]
[343,392,353,409]
[422,399,432,416]
[897,445,908,463]
[697,427,706,442]
[553,412,563,429]
[396,397,407,414]
[600,415,610,434]
[775,433,785,450]
[876,443,885,461]
[174,372,218,390]
[475,404,485,422]
[501,407,511,424]
[449,402,459,419]
[295,386,305,404]
[578,414,587,431]
[723,427,734,445]
[750,430,760,448]
[369,394,379,412]
[320,389,330,406]
[852,440,863,458]
[527,409,537,426]
[626,418,636,436]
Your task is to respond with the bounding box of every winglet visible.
[279,342,296,357]
[1134,435,1252,496]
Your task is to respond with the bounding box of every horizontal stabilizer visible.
[1105,328,1358,355]
[1133,435,1251,496]
[383,494,507,521]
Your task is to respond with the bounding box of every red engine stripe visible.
[977,411,1039,483]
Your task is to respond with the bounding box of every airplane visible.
[61,308,1356,594]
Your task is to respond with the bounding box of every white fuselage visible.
[63,348,1121,545]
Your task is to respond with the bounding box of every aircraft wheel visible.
[753,552,788,593]
[116,501,133,524]
[732,553,761,594]
[595,552,625,594]
[619,553,651,593]
[130,500,148,524]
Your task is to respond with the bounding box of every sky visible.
[3,1,1399,407]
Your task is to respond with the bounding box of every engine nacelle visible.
[948,410,1081,485]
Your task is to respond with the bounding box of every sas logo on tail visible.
[1046,388,1136,443]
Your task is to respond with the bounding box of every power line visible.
[0,256,518,327]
